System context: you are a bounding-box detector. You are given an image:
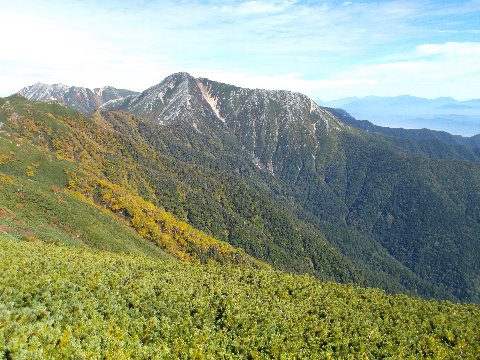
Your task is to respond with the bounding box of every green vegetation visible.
[335,131,480,301]
[1,236,479,359]
[3,92,480,301]
[180,78,480,302]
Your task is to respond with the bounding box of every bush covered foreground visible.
[1,236,479,359]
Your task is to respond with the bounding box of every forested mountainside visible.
[106,72,480,302]
[0,95,370,285]
[5,72,480,302]
[2,236,479,358]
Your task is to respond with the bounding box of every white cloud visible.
[198,42,480,101]
[220,1,292,15]
[1,1,479,100]
[415,42,480,57]
[312,42,480,100]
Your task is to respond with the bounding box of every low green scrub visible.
[1,237,479,359]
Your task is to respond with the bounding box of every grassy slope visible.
[0,128,170,259]
[1,236,479,359]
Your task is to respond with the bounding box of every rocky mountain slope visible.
[105,72,347,176]
[18,83,138,113]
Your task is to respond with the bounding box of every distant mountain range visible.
[19,81,480,152]
[19,85,480,137]
[320,95,480,136]
[18,83,138,113]
[330,108,480,152]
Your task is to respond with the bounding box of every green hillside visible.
[0,95,361,281]
[0,93,467,301]
[1,236,479,359]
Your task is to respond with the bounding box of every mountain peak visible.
[105,73,345,132]
[102,73,347,177]
[114,72,202,125]
[169,71,193,79]
[155,72,195,88]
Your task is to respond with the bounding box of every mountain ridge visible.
[18,82,139,113]
[23,76,480,140]
[105,72,347,176]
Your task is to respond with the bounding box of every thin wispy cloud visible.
[0,0,479,100]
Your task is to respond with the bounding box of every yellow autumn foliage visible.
[68,173,262,267]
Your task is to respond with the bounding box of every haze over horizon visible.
[1,0,479,101]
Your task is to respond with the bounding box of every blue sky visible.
[1,0,479,100]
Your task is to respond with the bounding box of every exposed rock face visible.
[105,72,347,176]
